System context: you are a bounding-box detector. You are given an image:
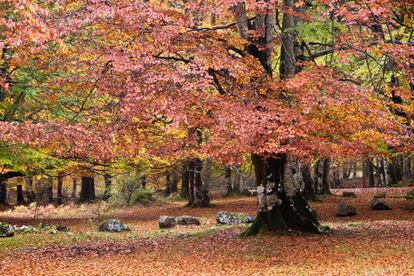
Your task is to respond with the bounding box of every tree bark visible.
[192,158,210,207]
[166,170,172,196]
[79,176,95,202]
[103,173,112,200]
[302,163,318,201]
[233,165,242,194]
[366,159,375,187]
[181,160,190,199]
[0,182,6,205]
[321,158,331,194]
[16,184,25,205]
[56,175,63,204]
[225,165,233,196]
[71,177,77,199]
[46,176,54,203]
[202,158,212,202]
[25,177,35,203]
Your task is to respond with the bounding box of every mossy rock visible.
[342,191,357,198]
[0,222,14,238]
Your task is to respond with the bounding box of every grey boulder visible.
[0,222,15,237]
[216,211,255,225]
[98,219,130,232]
[175,215,200,226]
[159,216,176,228]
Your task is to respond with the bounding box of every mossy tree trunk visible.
[242,155,323,237]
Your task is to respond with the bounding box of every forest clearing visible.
[2,188,414,275]
[1,0,413,275]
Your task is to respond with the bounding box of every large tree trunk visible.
[188,159,195,205]
[202,158,212,202]
[165,170,172,196]
[56,175,63,205]
[224,165,233,196]
[242,155,323,237]
[0,183,7,205]
[79,176,95,202]
[314,160,321,194]
[366,159,375,187]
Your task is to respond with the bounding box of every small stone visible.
[342,191,357,198]
[336,204,357,217]
[370,198,392,210]
[175,216,200,226]
[98,219,130,232]
[159,216,176,228]
[216,211,255,225]
[0,222,15,238]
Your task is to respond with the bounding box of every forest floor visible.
[1,187,414,275]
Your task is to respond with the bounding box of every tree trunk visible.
[79,176,95,202]
[71,177,77,199]
[191,158,210,207]
[302,163,318,201]
[56,175,63,204]
[366,159,375,187]
[225,165,233,196]
[181,160,190,199]
[321,158,331,194]
[351,162,357,188]
[165,170,172,196]
[141,175,147,189]
[188,159,195,205]
[46,176,54,203]
[242,155,323,237]
[103,173,112,200]
[171,171,179,193]
[0,182,7,205]
[202,158,212,202]
[233,164,241,194]
[25,177,34,203]
[16,184,25,205]
[314,159,322,193]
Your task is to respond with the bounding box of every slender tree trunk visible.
[192,158,210,207]
[321,158,331,194]
[46,176,54,203]
[80,176,95,202]
[0,182,8,205]
[188,159,195,205]
[71,177,77,199]
[16,184,25,205]
[165,170,172,196]
[181,160,190,199]
[202,158,212,203]
[103,173,112,200]
[233,164,241,194]
[225,165,233,196]
[314,160,320,194]
[302,163,318,201]
[366,159,375,187]
[171,171,179,193]
[351,162,357,188]
[362,160,367,188]
[141,175,147,189]
[56,175,63,204]
[25,177,34,203]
